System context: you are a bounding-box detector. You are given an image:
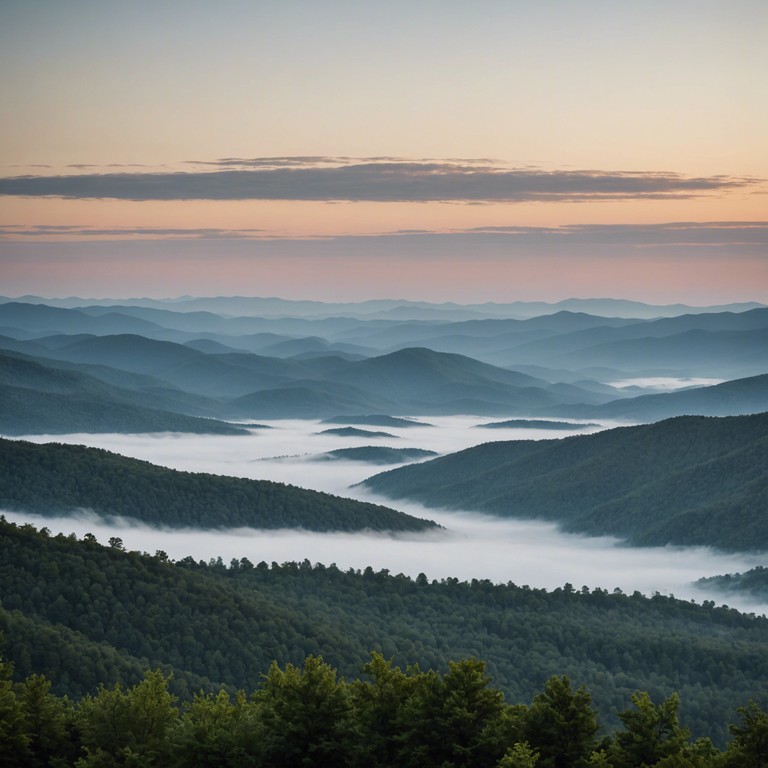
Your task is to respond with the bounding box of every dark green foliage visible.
[16,674,75,767]
[1,655,767,767]
[523,675,598,768]
[256,655,353,767]
[364,412,768,550]
[610,692,688,768]
[3,519,768,748]
[0,659,28,767]
[723,702,768,768]
[0,438,436,531]
[172,688,260,767]
[76,670,177,766]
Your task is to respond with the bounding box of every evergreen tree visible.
[171,689,260,768]
[255,655,353,768]
[723,701,768,768]
[524,675,598,768]
[0,658,29,767]
[76,670,177,766]
[17,673,75,767]
[611,692,689,767]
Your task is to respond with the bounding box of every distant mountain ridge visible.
[549,373,768,421]
[3,294,764,320]
[0,350,246,435]
[1,298,765,426]
[363,412,768,551]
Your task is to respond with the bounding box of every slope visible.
[363,413,768,550]
[548,372,768,422]
[0,351,246,435]
[2,517,768,745]
[0,438,436,532]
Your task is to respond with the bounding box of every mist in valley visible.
[6,416,766,614]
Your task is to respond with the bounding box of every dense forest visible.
[364,412,768,550]
[3,652,768,767]
[2,518,768,751]
[0,438,435,532]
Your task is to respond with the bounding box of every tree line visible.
[2,652,767,767]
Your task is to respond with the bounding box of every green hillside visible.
[0,438,436,532]
[2,517,768,748]
[363,413,768,550]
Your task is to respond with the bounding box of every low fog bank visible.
[6,417,765,615]
[12,416,614,496]
[607,377,725,390]
[3,506,764,615]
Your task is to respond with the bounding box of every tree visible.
[498,742,540,768]
[171,688,260,768]
[255,655,352,768]
[611,692,688,768]
[723,701,768,768]
[17,673,75,767]
[349,652,417,768]
[0,658,28,767]
[395,658,512,768]
[524,675,598,768]
[76,670,177,766]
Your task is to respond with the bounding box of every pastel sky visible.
[1,0,766,303]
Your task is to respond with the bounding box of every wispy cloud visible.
[0,158,758,202]
[1,220,765,250]
[459,221,768,248]
[0,224,268,240]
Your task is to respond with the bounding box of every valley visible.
[1,294,767,757]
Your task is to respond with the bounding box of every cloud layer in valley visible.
[5,418,765,614]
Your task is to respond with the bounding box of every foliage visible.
[1,655,768,767]
[2,518,768,748]
[0,438,436,532]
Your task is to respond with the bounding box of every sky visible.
[1,0,766,303]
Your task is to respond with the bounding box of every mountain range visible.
[1,298,766,431]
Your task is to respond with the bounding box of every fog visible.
[607,377,724,390]
[7,416,766,614]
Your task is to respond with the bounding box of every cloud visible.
[3,419,766,612]
[0,159,758,202]
[0,224,267,239]
[2,222,766,258]
[459,221,768,248]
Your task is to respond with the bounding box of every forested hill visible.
[0,438,436,532]
[363,412,768,551]
[2,517,768,748]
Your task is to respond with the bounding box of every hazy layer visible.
[607,377,725,390]
[5,417,765,613]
